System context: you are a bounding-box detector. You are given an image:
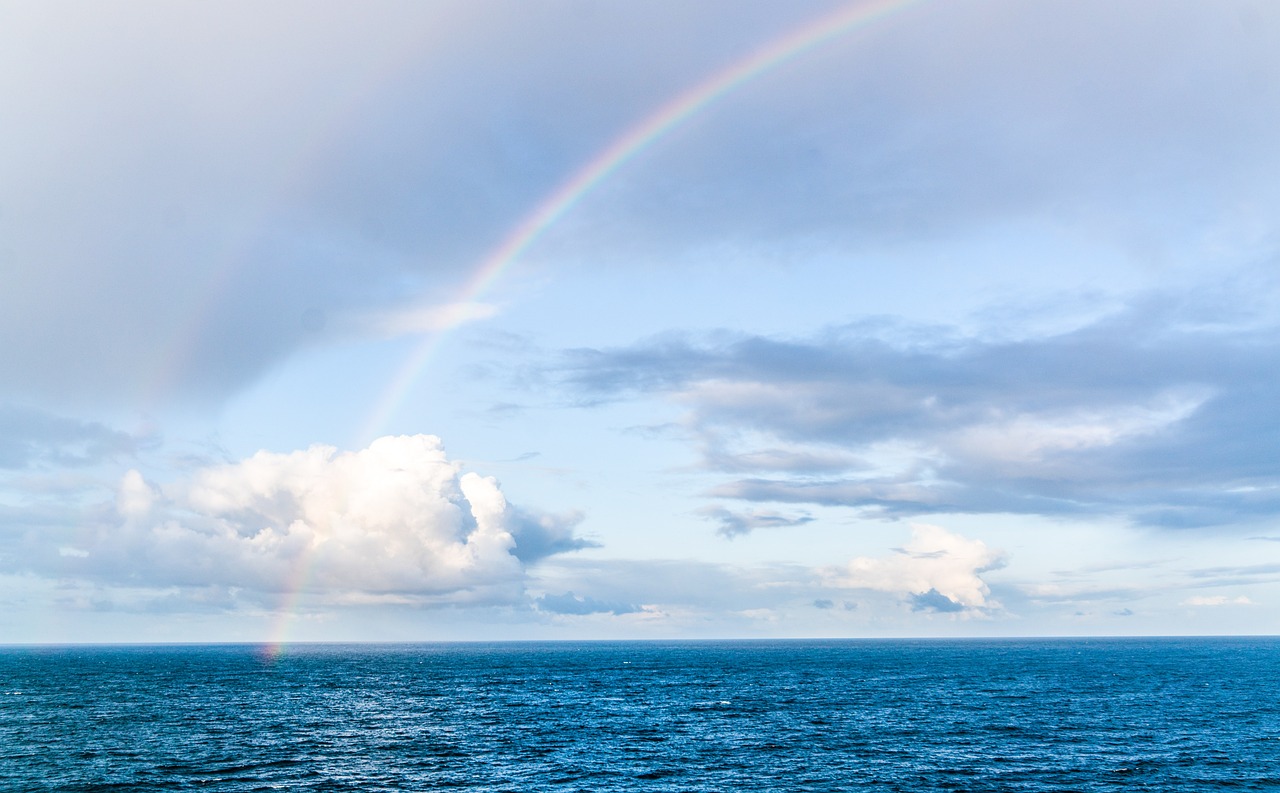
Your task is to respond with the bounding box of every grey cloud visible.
[1183,562,1280,587]
[558,294,1280,528]
[817,599,859,612]
[0,2,821,407]
[911,589,966,614]
[0,406,142,469]
[10,1,1276,411]
[697,505,814,539]
[698,431,866,475]
[708,477,1090,519]
[509,508,597,563]
[557,0,1280,268]
[535,591,640,616]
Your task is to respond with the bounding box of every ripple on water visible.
[1,639,1279,791]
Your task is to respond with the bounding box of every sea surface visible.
[2,638,1278,791]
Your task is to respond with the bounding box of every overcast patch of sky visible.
[0,0,835,409]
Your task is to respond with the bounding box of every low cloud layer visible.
[11,435,588,605]
[559,294,1280,528]
[527,524,1003,625]
[535,591,641,616]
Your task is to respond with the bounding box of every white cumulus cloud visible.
[50,435,585,604]
[825,524,1005,613]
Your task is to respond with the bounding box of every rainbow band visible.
[353,0,922,445]
[271,0,921,653]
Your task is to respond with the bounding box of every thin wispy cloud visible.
[698,505,815,538]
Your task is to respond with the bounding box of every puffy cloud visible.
[116,469,157,520]
[824,524,1005,613]
[18,435,586,604]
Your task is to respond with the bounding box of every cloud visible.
[910,589,967,614]
[0,1,895,409]
[4,0,1276,412]
[0,406,143,469]
[506,508,596,563]
[527,526,1007,626]
[7,435,587,604]
[1182,595,1254,607]
[1184,562,1280,587]
[824,524,1004,613]
[557,295,1280,528]
[697,505,814,538]
[554,0,1280,275]
[535,591,640,616]
[1020,583,1147,604]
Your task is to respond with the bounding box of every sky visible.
[3,0,1280,643]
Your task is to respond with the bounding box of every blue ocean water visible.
[1,638,1278,791]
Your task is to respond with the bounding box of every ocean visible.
[1,638,1278,791]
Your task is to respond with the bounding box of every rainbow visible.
[352,0,923,445]
[262,0,923,653]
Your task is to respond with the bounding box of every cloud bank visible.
[558,294,1280,528]
[5,1,1276,411]
[16,435,588,605]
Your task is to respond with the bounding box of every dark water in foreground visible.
[2,638,1279,791]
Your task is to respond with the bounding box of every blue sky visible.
[3,0,1280,642]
